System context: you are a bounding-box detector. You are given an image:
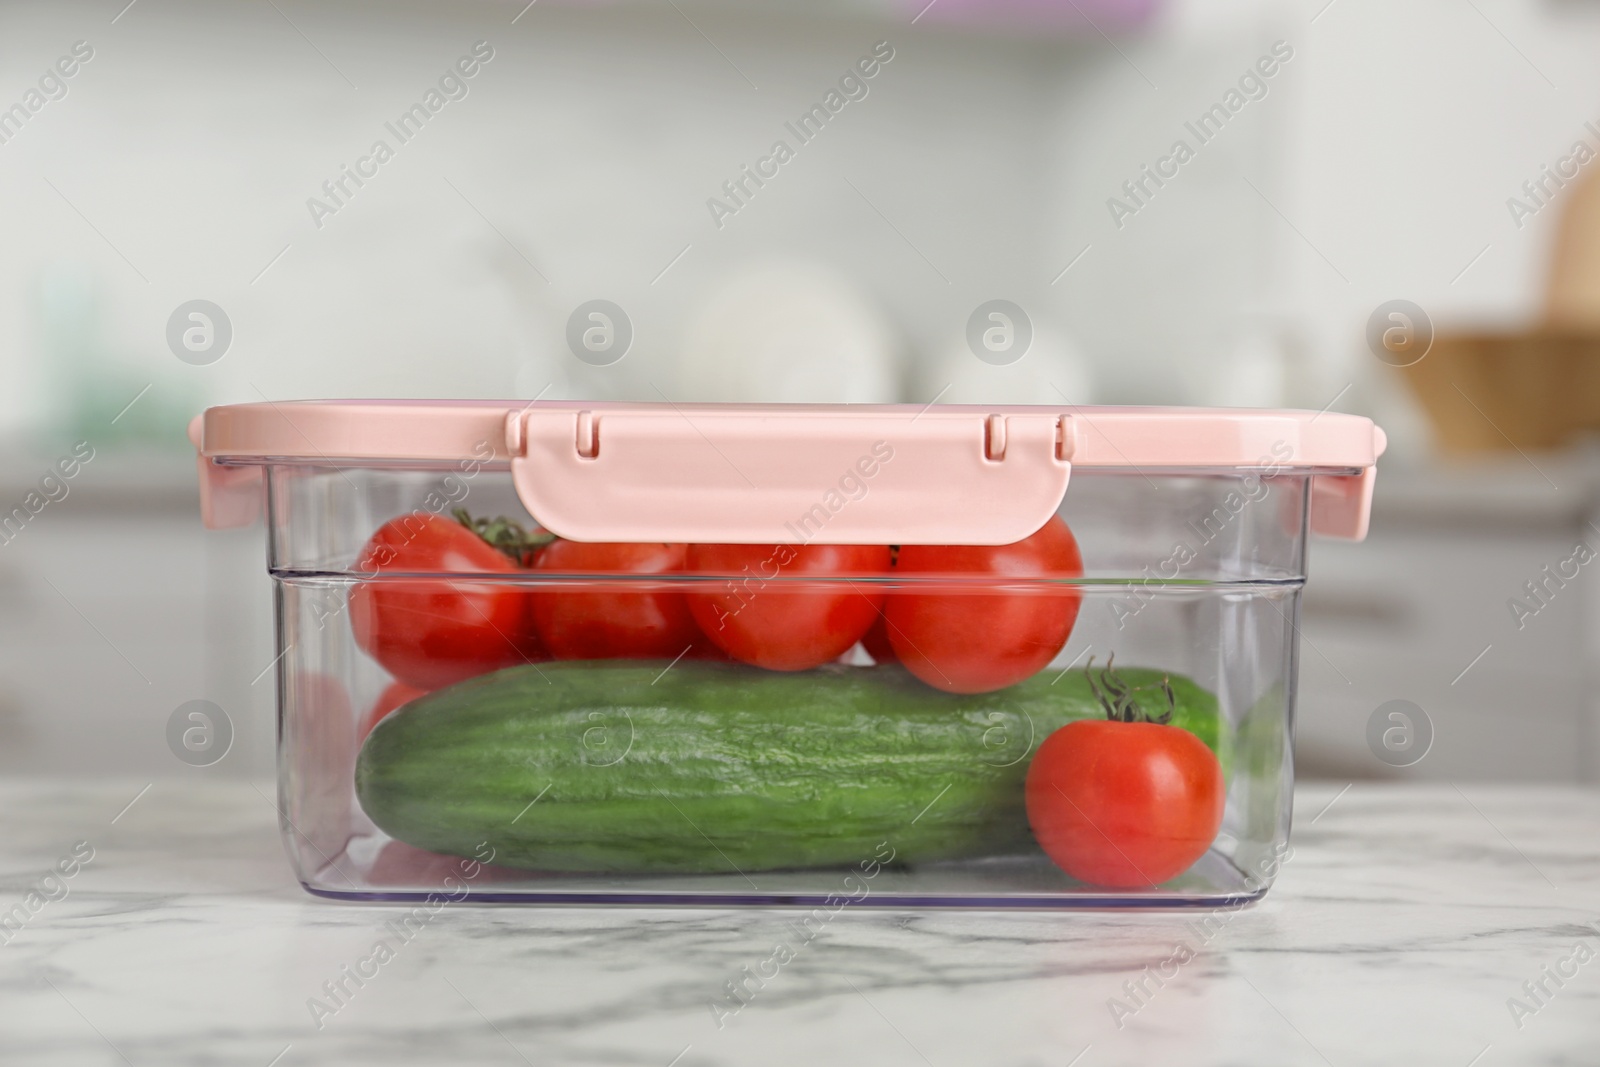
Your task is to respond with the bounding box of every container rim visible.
[191,399,1386,469]
[191,401,1384,542]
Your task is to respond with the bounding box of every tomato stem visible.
[1085,654,1175,725]
[452,507,557,566]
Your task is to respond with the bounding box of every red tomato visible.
[358,681,429,742]
[531,541,703,659]
[1026,720,1225,888]
[885,516,1083,694]
[684,634,734,661]
[350,513,544,690]
[861,614,898,664]
[685,544,891,671]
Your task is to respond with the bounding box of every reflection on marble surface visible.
[0,780,1597,1066]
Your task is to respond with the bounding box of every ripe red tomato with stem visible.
[350,512,546,690]
[1025,657,1225,888]
[885,515,1083,694]
[531,541,705,660]
[685,543,892,671]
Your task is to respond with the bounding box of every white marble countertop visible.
[1,779,1597,1066]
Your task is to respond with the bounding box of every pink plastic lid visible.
[189,401,1386,543]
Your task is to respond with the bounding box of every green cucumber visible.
[356,661,1227,874]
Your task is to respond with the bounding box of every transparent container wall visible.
[264,463,1313,583]
[266,463,1305,907]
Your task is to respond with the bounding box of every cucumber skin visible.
[356,662,1227,874]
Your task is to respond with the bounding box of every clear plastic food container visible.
[191,401,1383,909]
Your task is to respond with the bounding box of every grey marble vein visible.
[0,780,1596,1066]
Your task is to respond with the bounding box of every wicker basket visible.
[1397,329,1600,452]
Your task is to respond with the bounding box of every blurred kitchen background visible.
[3,0,1600,782]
